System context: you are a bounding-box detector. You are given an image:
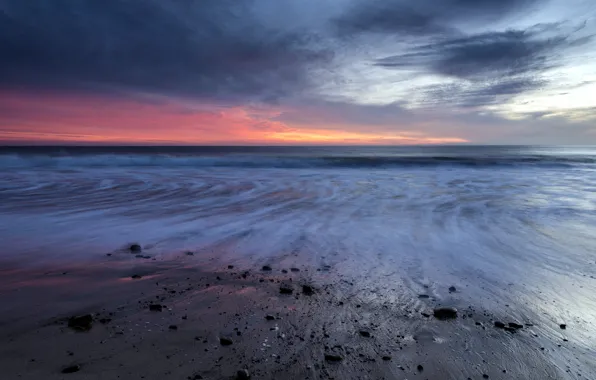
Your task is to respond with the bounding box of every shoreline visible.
[1,249,591,380]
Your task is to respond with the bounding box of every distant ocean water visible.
[1,145,596,357]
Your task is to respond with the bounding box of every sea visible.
[1,145,596,371]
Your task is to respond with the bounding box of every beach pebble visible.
[290,268,300,272]
[265,315,275,321]
[68,314,93,331]
[131,274,142,279]
[494,321,505,328]
[417,364,424,372]
[448,286,457,293]
[382,355,392,361]
[324,354,343,362]
[418,294,430,299]
[508,322,523,329]
[169,325,178,330]
[185,251,194,256]
[237,369,250,379]
[281,269,288,273]
[129,244,142,253]
[61,365,81,374]
[359,330,371,337]
[228,265,234,269]
[279,284,293,294]
[262,265,272,271]
[560,324,567,329]
[220,337,233,346]
[433,307,458,320]
[149,304,163,312]
[302,284,314,296]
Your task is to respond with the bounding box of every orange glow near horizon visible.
[0,91,468,145]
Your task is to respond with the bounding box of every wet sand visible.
[1,248,593,380]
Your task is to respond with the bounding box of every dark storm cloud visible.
[334,0,538,36]
[0,0,330,102]
[374,24,592,107]
[375,29,567,79]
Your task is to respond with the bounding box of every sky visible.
[0,0,595,145]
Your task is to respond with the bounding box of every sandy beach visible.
[1,244,593,380]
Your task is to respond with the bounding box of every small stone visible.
[382,356,392,361]
[324,354,343,362]
[508,322,523,329]
[169,325,178,330]
[290,268,300,272]
[279,284,293,294]
[417,364,424,372]
[448,286,457,293]
[237,369,250,379]
[302,285,314,296]
[265,315,275,321]
[61,365,81,374]
[129,244,142,253]
[68,315,93,331]
[149,304,163,312]
[281,269,288,273]
[228,265,234,269]
[262,265,272,271]
[359,330,371,337]
[186,251,194,256]
[560,324,567,329]
[131,274,142,279]
[418,294,430,299]
[433,307,457,320]
[99,318,111,324]
[494,321,505,328]
[483,375,489,379]
[220,337,233,346]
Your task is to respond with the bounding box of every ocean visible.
[1,145,596,375]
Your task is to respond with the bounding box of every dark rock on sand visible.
[129,244,142,253]
[228,265,234,269]
[220,337,234,346]
[68,314,93,331]
[324,354,343,362]
[448,286,457,293]
[99,318,112,324]
[290,268,300,272]
[359,330,371,337]
[237,369,250,379]
[418,294,430,299]
[421,312,430,318]
[131,274,142,279]
[417,364,424,372]
[433,307,458,320]
[560,324,567,329]
[265,315,275,321]
[135,255,151,259]
[279,284,293,294]
[61,365,81,374]
[149,304,163,312]
[504,326,517,333]
[262,265,272,271]
[281,269,288,273]
[169,325,178,330]
[508,322,523,329]
[185,251,194,256]
[302,284,314,295]
[382,356,392,361]
[494,321,505,329]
